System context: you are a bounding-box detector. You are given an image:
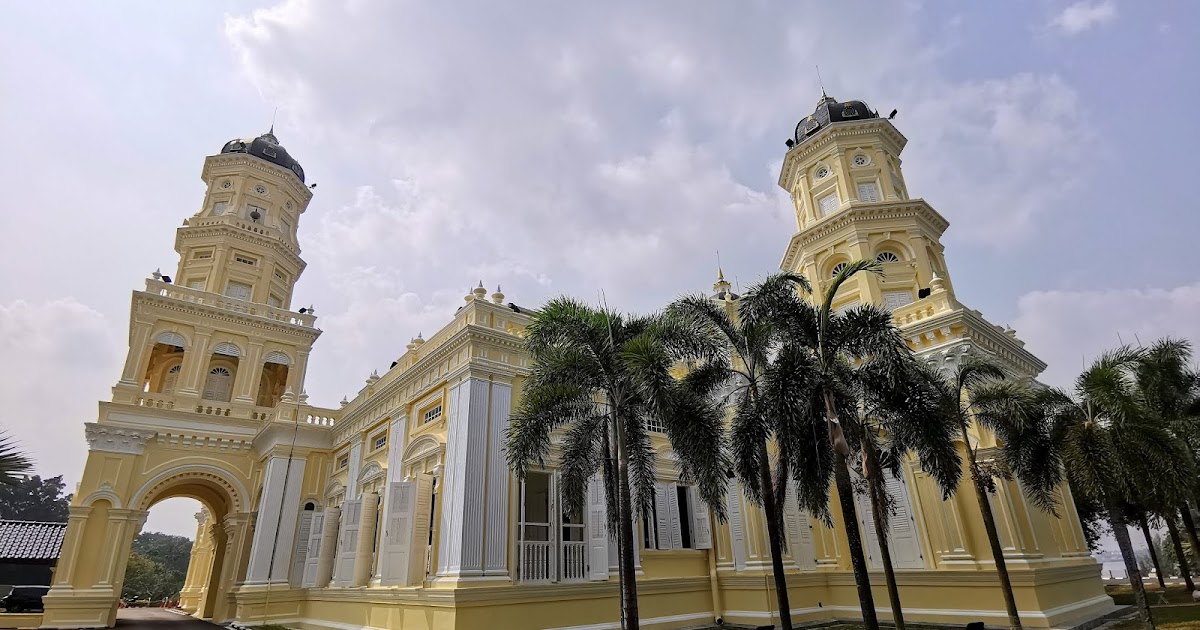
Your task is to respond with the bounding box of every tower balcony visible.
[143,278,316,328]
[109,386,341,428]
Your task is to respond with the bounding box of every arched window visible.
[876,251,900,263]
[161,364,181,394]
[831,262,848,278]
[203,366,233,402]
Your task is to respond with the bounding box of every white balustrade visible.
[562,541,586,582]
[144,279,316,327]
[519,541,552,583]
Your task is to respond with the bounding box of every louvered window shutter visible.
[726,488,747,571]
[380,481,415,585]
[333,499,361,585]
[687,487,711,550]
[666,483,683,550]
[289,511,315,587]
[587,474,610,580]
[302,512,324,587]
[653,482,672,550]
[783,492,816,570]
[854,488,883,570]
[885,473,923,569]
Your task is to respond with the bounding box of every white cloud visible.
[1049,1,1117,35]
[1014,282,1200,388]
[0,299,120,483]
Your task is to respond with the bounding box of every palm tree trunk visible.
[1109,499,1156,629]
[757,443,793,630]
[612,411,640,630]
[1176,503,1200,584]
[864,446,905,630]
[1165,517,1194,591]
[824,390,878,630]
[1139,514,1167,589]
[961,424,1022,630]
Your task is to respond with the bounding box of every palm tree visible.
[930,356,1029,630]
[998,348,1198,630]
[0,433,32,486]
[1133,511,1167,589]
[795,259,916,630]
[851,358,963,630]
[1134,338,1200,578]
[667,272,822,630]
[505,297,729,630]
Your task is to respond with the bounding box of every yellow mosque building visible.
[35,95,1118,630]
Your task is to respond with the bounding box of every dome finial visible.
[270,107,277,136]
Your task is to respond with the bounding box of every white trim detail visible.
[155,331,187,348]
[212,342,241,357]
[263,350,291,365]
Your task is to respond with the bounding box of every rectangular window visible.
[819,192,840,216]
[235,254,257,266]
[645,417,666,433]
[883,290,914,311]
[281,216,293,235]
[645,482,697,550]
[212,201,228,215]
[267,294,282,308]
[338,455,349,470]
[422,405,443,424]
[192,249,213,260]
[188,278,206,290]
[224,281,252,301]
[372,434,387,450]
[274,268,288,282]
[856,182,879,202]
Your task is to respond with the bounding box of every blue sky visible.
[1,0,1197,538]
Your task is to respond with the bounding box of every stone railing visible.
[892,291,954,327]
[144,279,316,327]
[187,214,299,256]
[119,389,340,429]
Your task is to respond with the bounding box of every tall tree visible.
[852,358,963,630]
[784,259,914,630]
[1000,348,1198,630]
[506,298,728,630]
[0,474,70,522]
[1134,338,1200,578]
[935,357,1030,630]
[667,272,822,630]
[0,433,32,487]
[1135,512,1167,589]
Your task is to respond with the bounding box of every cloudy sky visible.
[1,0,1197,538]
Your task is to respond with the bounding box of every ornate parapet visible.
[83,424,155,455]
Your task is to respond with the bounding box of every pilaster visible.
[233,342,265,404]
[436,377,511,581]
[346,437,364,500]
[245,456,307,584]
[372,415,408,585]
[177,327,214,397]
[118,321,154,387]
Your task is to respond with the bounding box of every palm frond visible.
[0,434,31,486]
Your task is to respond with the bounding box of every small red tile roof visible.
[0,520,67,561]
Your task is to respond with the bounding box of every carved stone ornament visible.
[84,423,156,455]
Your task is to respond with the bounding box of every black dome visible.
[220,130,305,183]
[792,94,879,145]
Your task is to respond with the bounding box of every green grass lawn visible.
[1106,584,1200,630]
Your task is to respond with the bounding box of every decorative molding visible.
[402,434,445,465]
[84,423,155,455]
[324,480,346,500]
[358,461,384,486]
[130,464,249,513]
[154,431,254,452]
[134,292,322,340]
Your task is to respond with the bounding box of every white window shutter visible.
[380,481,415,585]
[653,482,672,550]
[783,492,816,570]
[857,182,879,202]
[726,488,748,571]
[819,193,840,216]
[666,483,683,550]
[333,499,361,586]
[302,512,324,587]
[854,485,883,570]
[885,473,923,569]
[688,487,712,550]
[289,511,315,587]
[587,474,610,581]
[380,476,434,585]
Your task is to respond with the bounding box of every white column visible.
[436,377,511,580]
[245,456,307,584]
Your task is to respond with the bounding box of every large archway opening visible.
[128,498,205,610]
[121,469,247,623]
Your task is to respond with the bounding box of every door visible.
[519,471,553,582]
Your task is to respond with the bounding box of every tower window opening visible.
[422,404,443,424]
[224,281,253,301]
[235,254,257,266]
[212,201,228,215]
[268,294,282,308]
[202,365,234,402]
[192,249,213,260]
[852,154,869,167]
[188,278,206,291]
[876,251,900,263]
[274,269,289,282]
[831,262,848,278]
[815,166,831,180]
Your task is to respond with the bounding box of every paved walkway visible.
[116,609,220,629]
